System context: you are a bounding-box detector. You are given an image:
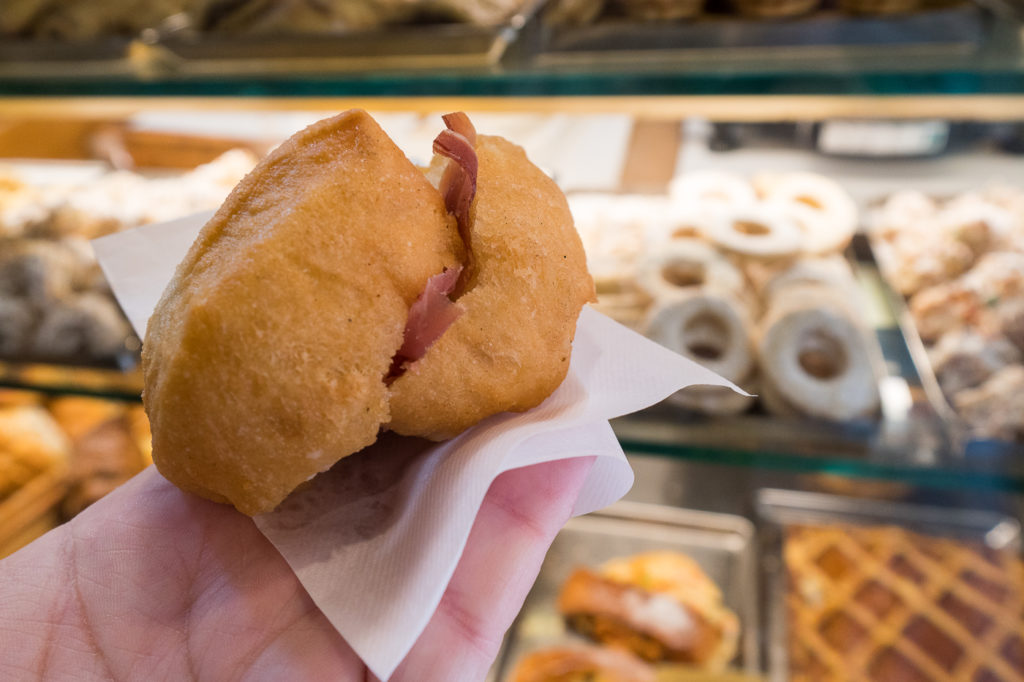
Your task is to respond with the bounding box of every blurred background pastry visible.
[871,185,1024,441]
[509,644,656,682]
[0,405,70,500]
[573,170,879,423]
[0,151,257,366]
[785,523,1024,682]
[558,551,740,669]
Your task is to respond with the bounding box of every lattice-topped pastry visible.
[785,524,1024,682]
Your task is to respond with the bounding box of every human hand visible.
[0,456,593,681]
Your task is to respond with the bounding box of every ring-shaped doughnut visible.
[707,203,802,260]
[669,171,757,211]
[644,290,754,383]
[637,238,745,300]
[757,289,879,420]
[763,172,858,249]
[768,198,853,255]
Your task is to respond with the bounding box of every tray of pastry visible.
[866,186,1024,447]
[534,4,981,66]
[489,501,761,681]
[0,387,152,558]
[572,170,888,427]
[756,488,1024,682]
[0,0,544,77]
[0,151,258,372]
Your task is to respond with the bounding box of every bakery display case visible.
[2,3,1024,680]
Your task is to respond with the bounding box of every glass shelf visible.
[613,407,1024,496]
[1,8,1022,98]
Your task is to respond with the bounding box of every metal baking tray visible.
[533,6,984,65]
[0,1,543,78]
[756,488,1023,682]
[489,501,760,680]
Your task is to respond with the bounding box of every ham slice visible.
[433,116,478,248]
[434,130,477,245]
[388,266,464,379]
[442,111,476,146]
[389,113,479,380]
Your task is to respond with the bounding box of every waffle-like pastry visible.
[785,524,1024,682]
[558,551,739,669]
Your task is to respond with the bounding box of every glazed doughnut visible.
[757,372,803,419]
[591,289,652,331]
[645,202,715,247]
[0,297,33,357]
[143,110,593,515]
[669,170,757,211]
[757,284,879,421]
[768,197,854,255]
[644,290,754,383]
[761,172,858,249]
[759,256,858,303]
[706,203,802,260]
[636,238,745,301]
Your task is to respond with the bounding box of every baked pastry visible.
[757,283,880,421]
[644,290,754,384]
[614,0,704,20]
[33,292,131,361]
[62,414,148,518]
[759,172,858,256]
[558,551,739,669]
[785,523,1024,682]
[953,365,1024,442]
[0,240,76,305]
[929,331,1020,397]
[48,396,127,442]
[143,110,593,514]
[0,406,70,499]
[0,296,34,358]
[0,171,49,238]
[509,644,655,682]
[706,203,802,261]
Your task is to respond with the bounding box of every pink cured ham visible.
[433,115,478,245]
[390,112,479,379]
[389,265,464,377]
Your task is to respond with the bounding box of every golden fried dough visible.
[144,112,593,515]
[143,110,462,515]
[387,135,595,440]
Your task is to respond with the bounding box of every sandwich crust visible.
[387,135,595,440]
[143,110,462,515]
[144,113,592,515]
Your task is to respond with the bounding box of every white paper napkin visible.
[93,213,737,680]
